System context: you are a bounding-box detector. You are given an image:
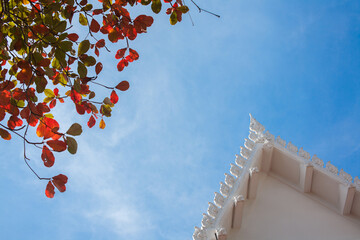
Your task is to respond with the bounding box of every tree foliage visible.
[0,0,216,198]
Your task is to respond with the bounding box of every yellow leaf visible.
[44,89,55,98]
[43,97,53,103]
[99,119,106,129]
[44,113,54,119]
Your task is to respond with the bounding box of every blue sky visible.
[1,0,360,239]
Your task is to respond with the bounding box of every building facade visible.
[193,115,360,240]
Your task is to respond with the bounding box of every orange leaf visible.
[36,117,60,140]
[47,140,67,152]
[45,181,55,198]
[110,90,119,104]
[0,128,11,140]
[99,119,105,129]
[52,174,68,192]
[87,115,96,128]
[115,81,130,91]
[41,145,55,167]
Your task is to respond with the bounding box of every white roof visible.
[193,114,360,240]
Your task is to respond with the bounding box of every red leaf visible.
[75,103,85,115]
[17,67,32,85]
[87,115,96,128]
[47,140,67,152]
[94,47,99,57]
[115,81,130,91]
[95,39,105,48]
[95,62,103,75]
[41,145,55,167]
[129,48,139,61]
[117,59,128,72]
[67,33,79,42]
[7,116,23,130]
[49,99,57,109]
[70,90,82,103]
[134,15,154,27]
[127,26,137,40]
[45,181,55,198]
[52,174,68,192]
[93,9,103,15]
[110,90,119,104]
[90,19,100,33]
[20,106,38,127]
[0,108,5,121]
[115,48,127,59]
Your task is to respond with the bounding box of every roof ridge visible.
[192,114,360,240]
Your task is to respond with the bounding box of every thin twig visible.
[190,0,220,18]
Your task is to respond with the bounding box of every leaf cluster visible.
[0,0,190,198]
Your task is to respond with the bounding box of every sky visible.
[1,0,360,239]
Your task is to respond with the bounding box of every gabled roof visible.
[193,115,360,240]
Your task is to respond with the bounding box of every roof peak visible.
[193,115,360,240]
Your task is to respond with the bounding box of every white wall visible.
[228,173,360,240]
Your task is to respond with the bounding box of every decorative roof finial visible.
[249,113,265,134]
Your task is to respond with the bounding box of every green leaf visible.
[141,0,151,5]
[59,41,73,52]
[73,79,81,93]
[35,77,47,93]
[170,11,178,25]
[178,6,189,14]
[54,21,67,33]
[66,136,78,154]
[151,0,161,14]
[32,52,43,65]
[78,40,90,56]
[79,13,88,26]
[66,123,82,136]
[83,56,96,67]
[83,4,93,11]
[55,48,66,67]
[77,62,87,78]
